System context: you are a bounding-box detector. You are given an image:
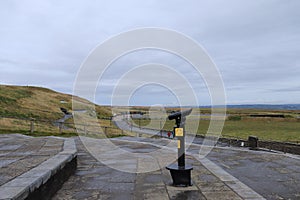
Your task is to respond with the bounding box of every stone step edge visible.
[0,138,77,200]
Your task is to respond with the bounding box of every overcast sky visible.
[0,0,299,106]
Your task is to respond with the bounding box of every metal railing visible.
[0,116,125,137]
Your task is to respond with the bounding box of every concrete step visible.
[0,135,77,200]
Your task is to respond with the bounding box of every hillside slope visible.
[0,85,111,120]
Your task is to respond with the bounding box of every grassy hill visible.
[1,84,299,142]
[0,85,112,120]
[0,85,117,137]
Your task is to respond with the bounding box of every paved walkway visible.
[53,137,265,200]
[114,116,300,199]
[205,146,300,199]
[0,134,76,200]
[0,134,64,186]
[1,134,299,199]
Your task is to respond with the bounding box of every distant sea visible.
[199,104,300,110]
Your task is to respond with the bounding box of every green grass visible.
[0,85,113,120]
[132,118,300,143]
[0,116,127,138]
[1,85,299,142]
[221,119,300,142]
[24,131,78,137]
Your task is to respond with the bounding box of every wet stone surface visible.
[3,134,298,199]
[53,139,136,200]
[53,137,243,200]
[207,147,300,200]
[0,134,64,186]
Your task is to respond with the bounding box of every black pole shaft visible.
[178,134,185,167]
[175,117,185,168]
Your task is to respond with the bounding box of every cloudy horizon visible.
[0,0,299,106]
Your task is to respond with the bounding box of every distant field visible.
[132,109,300,143]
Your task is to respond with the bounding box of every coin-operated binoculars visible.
[166,108,193,186]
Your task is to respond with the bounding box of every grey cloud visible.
[269,86,300,93]
[0,0,299,105]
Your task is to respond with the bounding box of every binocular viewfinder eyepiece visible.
[168,108,192,120]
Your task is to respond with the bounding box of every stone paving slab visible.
[54,136,299,199]
[0,134,77,200]
[0,135,276,199]
[117,136,300,199]
[53,137,249,200]
[0,134,64,187]
[205,145,300,199]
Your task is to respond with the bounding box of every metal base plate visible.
[166,164,193,187]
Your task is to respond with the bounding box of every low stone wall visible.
[259,141,300,155]
[26,156,77,200]
[192,134,300,155]
[0,138,77,200]
[217,137,300,155]
[217,137,248,147]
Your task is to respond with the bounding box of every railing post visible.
[30,119,34,134]
[59,122,63,134]
[160,119,162,137]
[84,124,87,136]
[105,126,107,135]
[139,118,141,129]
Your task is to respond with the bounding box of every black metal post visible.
[175,117,185,167]
[166,109,193,186]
